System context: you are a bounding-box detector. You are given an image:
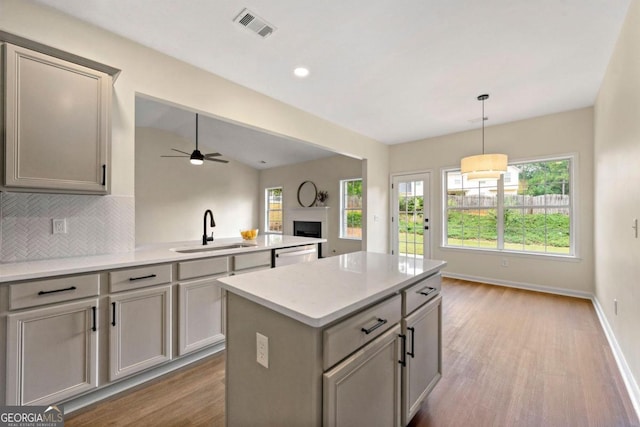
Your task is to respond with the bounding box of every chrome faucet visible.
[202,209,216,245]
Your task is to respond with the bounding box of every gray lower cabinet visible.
[177,257,230,356]
[323,325,402,427]
[108,285,172,381]
[2,42,112,194]
[401,295,442,425]
[6,298,99,405]
[178,277,225,356]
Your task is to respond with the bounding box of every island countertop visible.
[217,251,447,327]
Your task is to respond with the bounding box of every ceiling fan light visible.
[190,149,204,165]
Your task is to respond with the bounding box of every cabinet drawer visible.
[323,294,401,370]
[233,251,271,272]
[403,273,441,316]
[109,264,172,292]
[179,257,229,280]
[9,274,100,310]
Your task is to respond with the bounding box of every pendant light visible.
[190,114,204,165]
[460,94,507,181]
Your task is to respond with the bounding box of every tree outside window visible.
[340,179,362,239]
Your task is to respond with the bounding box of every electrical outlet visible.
[614,299,618,316]
[501,258,509,268]
[256,332,269,368]
[52,218,67,234]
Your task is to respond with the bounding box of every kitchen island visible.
[218,251,446,426]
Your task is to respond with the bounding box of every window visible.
[265,187,283,233]
[444,157,573,256]
[340,178,363,239]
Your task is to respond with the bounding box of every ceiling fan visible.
[161,113,229,165]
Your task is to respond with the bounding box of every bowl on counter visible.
[240,229,259,240]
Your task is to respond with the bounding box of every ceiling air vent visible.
[234,8,276,38]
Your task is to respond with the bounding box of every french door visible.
[391,173,430,260]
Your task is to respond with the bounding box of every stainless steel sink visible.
[171,243,257,254]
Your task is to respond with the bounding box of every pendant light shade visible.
[461,94,508,181]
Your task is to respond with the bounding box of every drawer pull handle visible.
[38,286,77,296]
[407,327,415,358]
[101,164,106,186]
[111,302,116,326]
[399,334,407,367]
[129,274,157,281]
[92,306,97,332]
[419,287,437,297]
[361,318,387,335]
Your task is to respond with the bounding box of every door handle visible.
[38,286,77,296]
[111,302,116,326]
[361,318,387,335]
[398,334,407,367]
[407,327,415,358]
[419,287,437,297]
[92,306,97,332]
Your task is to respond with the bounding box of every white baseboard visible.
[62,343,225,415]
[442,271,640,421]
[592,297,640,420]
[442,272,593,299]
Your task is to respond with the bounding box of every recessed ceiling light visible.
[293,67,310,78]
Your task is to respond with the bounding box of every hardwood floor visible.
[65,278,639,426]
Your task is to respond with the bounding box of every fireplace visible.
[294,221,322,257]
[286,207,329,258]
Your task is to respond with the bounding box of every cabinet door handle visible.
[38,286,77,296]
[101,164,106,186]
[92,306,97,332]
[407,327,415,358]
[361,318,387,335]
[111,302,116,326]
[399,334,407,367]
[419,287,437,297]
[129,274,157,281]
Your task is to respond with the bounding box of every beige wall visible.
[390,108,594,295]
[135,127,259,244]
[0,0,389,252]
[260,155,363,256]
[594,0,640,404]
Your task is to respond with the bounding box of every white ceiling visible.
[135,96,338,170]
[34,0,631,145]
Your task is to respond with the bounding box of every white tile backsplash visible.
[0,192,134,262]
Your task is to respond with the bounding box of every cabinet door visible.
[323,325,402,427]
[109,285,171,381]
[178,277,225,356]
[3,43,111,193]
[6,299,98,405]
[402,295,442,425]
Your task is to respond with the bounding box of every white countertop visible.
[0,235,324,283]
[217,251,447,328]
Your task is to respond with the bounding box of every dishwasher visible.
[274,244,318,267]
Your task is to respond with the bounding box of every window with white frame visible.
[444,157,573,256]
[265,187,283,233]
[340,178,363,239]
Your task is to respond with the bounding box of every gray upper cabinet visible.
[2,42,112,194]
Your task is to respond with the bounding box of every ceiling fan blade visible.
[161,155,189,158]
[171,148,191,155]
[205,157,229,163]
[204,152,222,158]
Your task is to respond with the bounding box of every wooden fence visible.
[448,194,570,215]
